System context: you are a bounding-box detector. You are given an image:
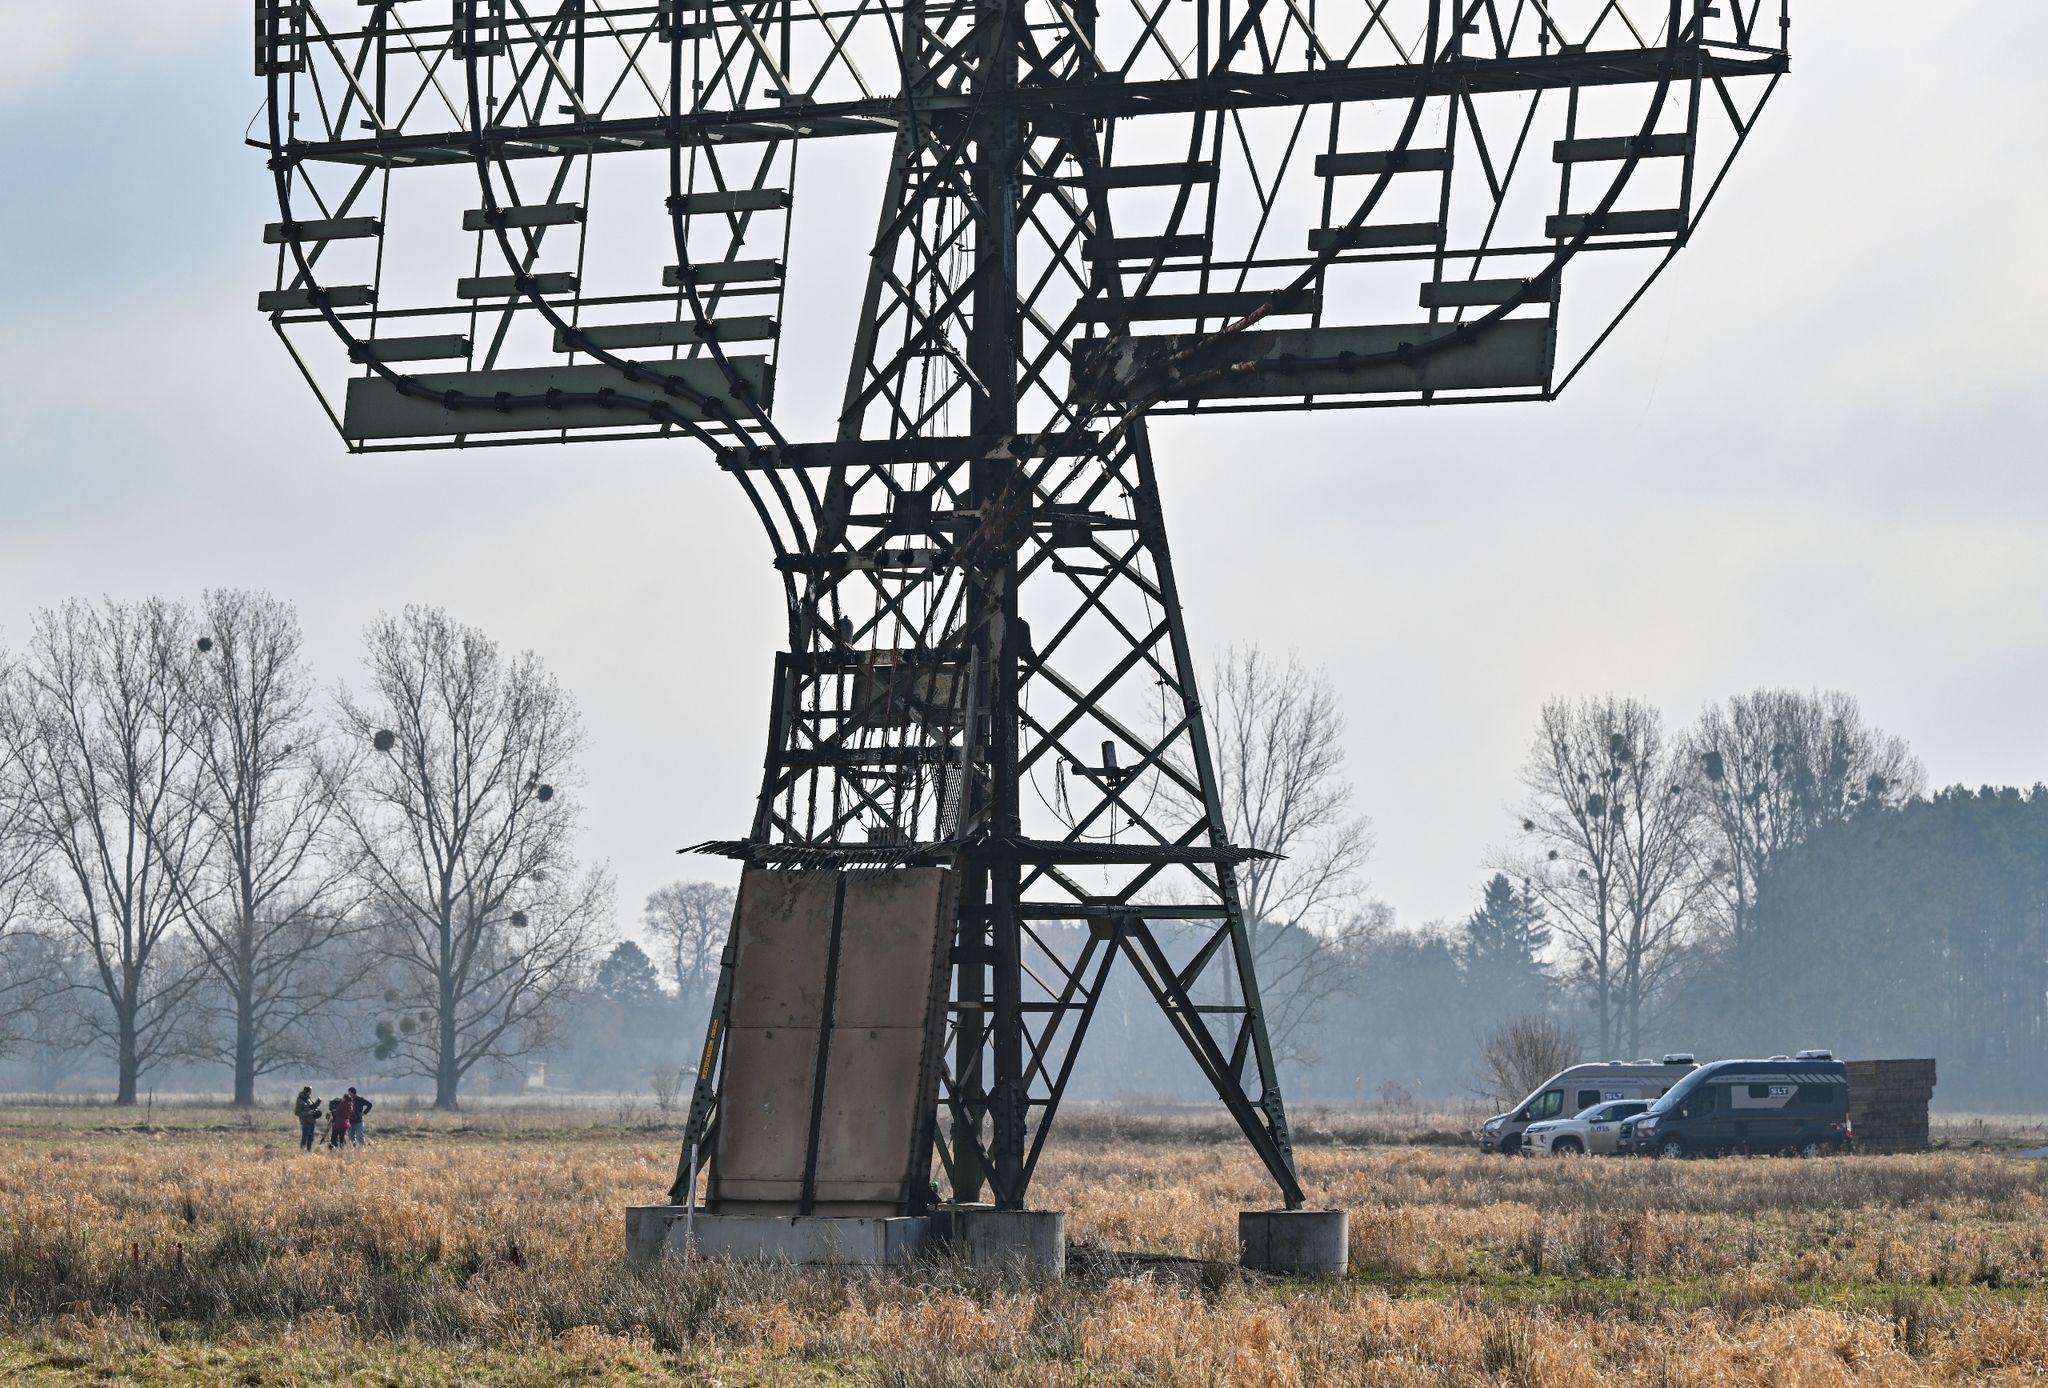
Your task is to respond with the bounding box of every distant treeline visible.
[3,601,2040,1113]
[1070,689,2046,1113]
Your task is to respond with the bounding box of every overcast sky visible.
[3,2,2044,944]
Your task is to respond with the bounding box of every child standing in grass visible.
[327,1093,353,1150]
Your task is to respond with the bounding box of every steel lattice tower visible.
[254,0,1790,1212]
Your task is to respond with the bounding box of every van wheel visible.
[1551,1137,1584,1156]
[1797,1139,1827,1159]
[1657,1136,1689,1160]
[1499,1135,1522,1157]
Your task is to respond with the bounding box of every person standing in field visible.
[294,1087,322,1152]
[346,1087,372,1147]
[327,1093,353,1150]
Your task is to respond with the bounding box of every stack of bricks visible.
[1845,1059,1937,1153]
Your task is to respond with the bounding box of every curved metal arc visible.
[262,17,813,641]
[1552,67,1782,396]
[655,7,826,631]
[450,5,760,439]
[453,3,815,623]
[265,125,737,462]
[1095,0,1700,437]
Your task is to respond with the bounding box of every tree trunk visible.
[233,987,258,1107]
[1595,964,1613,1059]
[116,1012,139,1106]
[435,971,460,1110]
[231,914,259,1107]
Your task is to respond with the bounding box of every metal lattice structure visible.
[255,0,1790,1211]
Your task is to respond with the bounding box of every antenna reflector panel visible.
[554,318,780,352]
[1554,133,1691,163]
[1306,221,1444,253]
[349,335,473,364]
[264,217,381,244]
[1419,280,1535,309]
[665,260,785,288]
[1315,148,1452,177]
[1086,320,1554,403]
[341,359,774,442]
[1547,209,1686,239]
[462,203,585,231]
[259,285,374,312]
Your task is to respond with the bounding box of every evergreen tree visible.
[1457,873,1553,1019]
[594,941,665,1009]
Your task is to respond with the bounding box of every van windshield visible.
[1645,1068,1707,1115]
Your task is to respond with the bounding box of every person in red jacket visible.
[327,1094,354,1150]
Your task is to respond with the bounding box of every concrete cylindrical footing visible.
[931,1208,1066,1278]
[1239,1209,1349,1277]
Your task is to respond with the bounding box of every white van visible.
[1479,1057,1697,1155]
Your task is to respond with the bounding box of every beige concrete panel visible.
[714,1024,820,1193]
[817,1025,930,1190]
[727,870,836,1028]
[712,867,955,1215]
[833,868,950,1027]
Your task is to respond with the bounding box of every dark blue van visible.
[1622,1054,1852,1158]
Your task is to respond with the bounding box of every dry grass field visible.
[4,1103,2048,1384]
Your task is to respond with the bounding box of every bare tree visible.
[1473,1013,1580,1108]
[0,652,56,1052]
[1686,689,1922,942]
[1508,697,1702,1058]
[1606,708,1711,1053]
[643,879,734,1011]
[1200,646,1377,1063]
[173,590,360,1106]
[0,652,41,933]
[334,607,610,1108]
[2,599,210,1102]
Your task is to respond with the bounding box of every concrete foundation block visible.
[1239,1208,1349,1276]
[930,1207,1066,1278]
[625,1208,932,1267]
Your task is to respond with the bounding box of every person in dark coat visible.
[346,1087,372,1147]
[327,1093,353,1149]
[294,1087,322,1152]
